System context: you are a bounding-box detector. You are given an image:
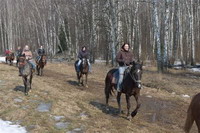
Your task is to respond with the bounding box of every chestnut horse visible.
[184,93,200,133]
[18,54,34,95]
[5,53,15,65]
[75,58,89,87]
[105,61,143,120]
[36,55,47,76]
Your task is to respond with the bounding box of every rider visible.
[22,45,36,70]
[16,46,23,57]
[116,43,134,92]
[5,49,11,56]
[76,46,91,72]
[36,45,45,63]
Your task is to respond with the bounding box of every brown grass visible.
[0,62,199,133]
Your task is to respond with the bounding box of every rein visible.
[127,67,141,83]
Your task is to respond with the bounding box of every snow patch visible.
[181,94,190,98]
[0,57,5,63]
[0,56,16,63]
[188,68,200,72]
[0,119,27,133]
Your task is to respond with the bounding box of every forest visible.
[0,0,200,72]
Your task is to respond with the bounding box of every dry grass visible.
[0,62,199,133]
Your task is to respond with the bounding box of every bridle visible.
[128,66,142,84]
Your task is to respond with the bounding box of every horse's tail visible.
[105,70,116,98]
[184,98,195,133]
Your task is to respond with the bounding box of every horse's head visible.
[81,58,88,67]
[18,54,26,67]
[41,55,47,63]
[129,61,143,89]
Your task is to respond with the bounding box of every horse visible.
[105,61,143,120]
[18,54,34,95]
[184,93,200,133]
[75,58,89,87]
[36,55,47,76]
[5,53,15,65]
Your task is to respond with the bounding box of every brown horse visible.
[75,58,89,87]
[36,55,47,76]
[5,53,15,65]
[18,54,33,95]
[184,93,200,133]
[105,61,143,120]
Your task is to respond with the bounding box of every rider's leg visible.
[77,59,81,72]
[28,60,36,70]
[87,59,91,72]
[117,66,126,92]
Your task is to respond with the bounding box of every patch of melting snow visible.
[53,116,65,122]
[146,95,152,98]
[36,102,52,112]
[0,119,27,133]
[181,94,190,98]
[172,92,176,95]
[188,68,200,72]
[0,56,17,63]
[14,98,23,103]
[55,122,69,129]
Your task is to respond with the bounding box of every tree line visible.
[0,0,200,72]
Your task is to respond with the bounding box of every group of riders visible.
[5,45,45,76]
[5,43,133,92]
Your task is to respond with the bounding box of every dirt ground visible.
[0,61,199,133]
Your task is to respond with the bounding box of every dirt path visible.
[0,62,199,133]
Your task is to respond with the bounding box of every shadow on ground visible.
[90,101,120,116]
[13,86,25,93]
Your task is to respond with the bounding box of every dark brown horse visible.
[184,93,200,133]
[75,58,89,87]
[5,53,15,65]
[105,61,143,120]
[36,55,47,76]
[18,54,33,95]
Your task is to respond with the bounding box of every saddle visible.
[112,67,130,84]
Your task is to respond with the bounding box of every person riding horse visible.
[36,45,45,63]
[16,46,23,57]
[76,46,91,72]
[16,46,23,64]
[116,43,134,92]
[5,49,11,56]
[19,45,36,76]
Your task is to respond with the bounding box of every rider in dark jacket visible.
[77,46,91,72]
[36,45,45,62]
[116,43,134,92]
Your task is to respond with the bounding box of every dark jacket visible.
[116,49,134,66]
[78,50,89,59]
[16,49,23,56]
[37,48,45,56]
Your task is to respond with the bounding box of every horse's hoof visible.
[127,116,132,121]
[85,85,88,88]
[29,90,32,93]
[25,93,28,96]
[131,111,137,118]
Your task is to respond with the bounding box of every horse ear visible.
[132,61,136,65]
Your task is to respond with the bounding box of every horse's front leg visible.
[126,94,131,120]
[29,74,33,92]
[78,73,81,86]
[85,74,88,88]
[131,90,141,118]
[117,92,122,114]
[81,74,84,86]
[41,67,43,76]
[23,77,28,95]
